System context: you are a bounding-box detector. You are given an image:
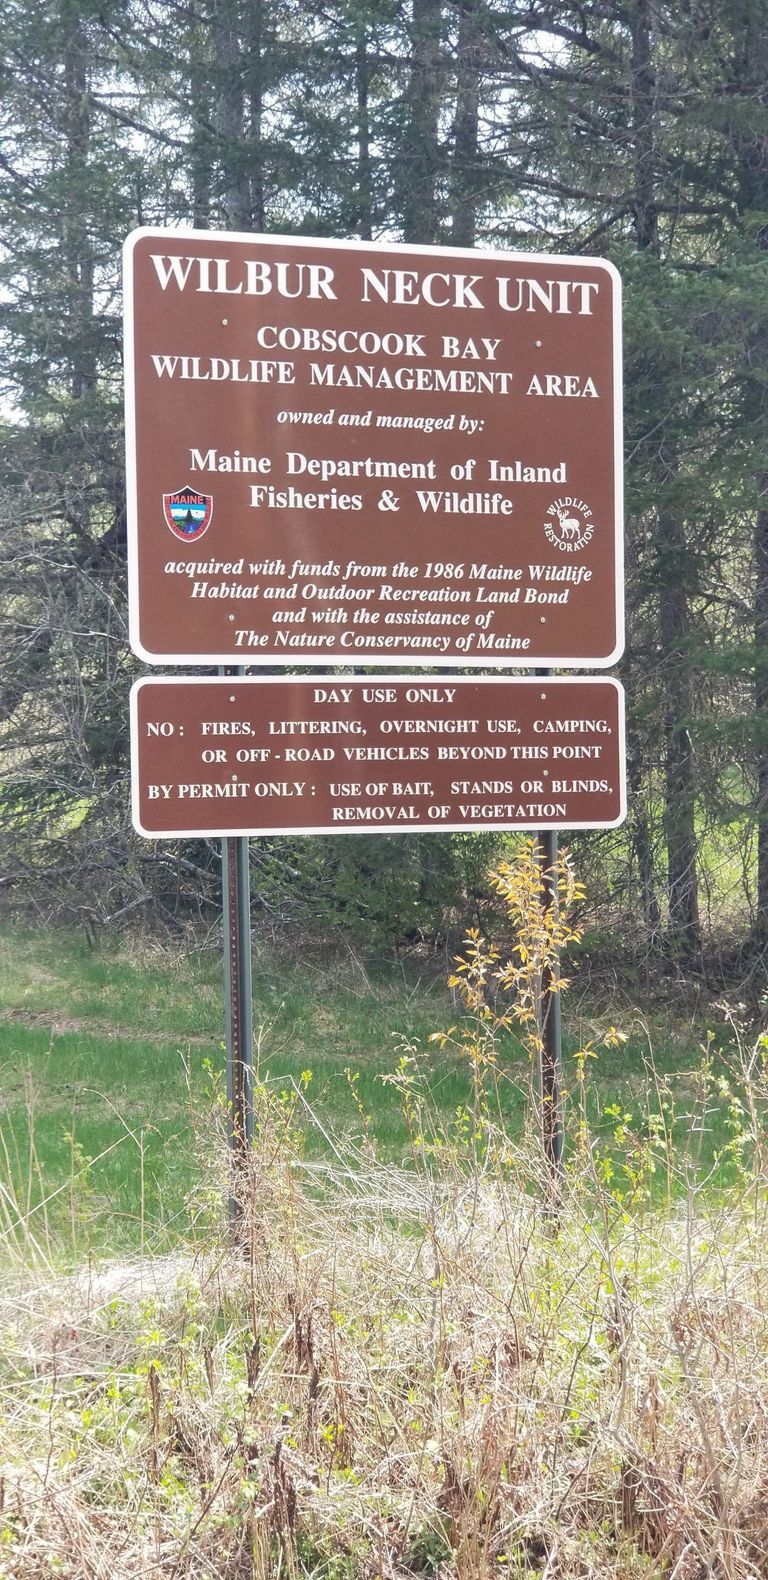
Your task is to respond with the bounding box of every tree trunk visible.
[734,36,768,943]
[61,9,95,406]
[629,0,700,958]
[244,0,265,231]
[627,737,661,937]
[402,0,442,244]
[189,3,212,229]
[756,476,768,937]
[629,0,658,254]
[658,506,700,957]
[355,26,373,240]
[451,0,480,248]
[213,0,251,230]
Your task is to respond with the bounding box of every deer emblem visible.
[554,506,581,539]
[544,495,594,551]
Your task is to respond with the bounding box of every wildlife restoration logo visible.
[163,486,213,542]
[544,497,594,553]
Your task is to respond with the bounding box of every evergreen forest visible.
[2,0,768,983]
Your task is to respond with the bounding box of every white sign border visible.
[124,227,624,670]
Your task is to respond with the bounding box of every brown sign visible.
[130,676,626,837]
[124,230,623,668]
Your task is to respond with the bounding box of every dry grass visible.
[3,849,768,1579]
[2,1062,768,1580]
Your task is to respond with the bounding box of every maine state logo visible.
[162,486,213,542]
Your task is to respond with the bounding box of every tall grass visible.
[1,851,768,1577]
[2,1059,768,1577]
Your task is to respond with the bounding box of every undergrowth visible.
[2,844,768,1578]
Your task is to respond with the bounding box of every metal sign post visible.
[219,668,253,1224]
[535,668,563,1195]
[222,831,253,1214]
[537,827,564,1195]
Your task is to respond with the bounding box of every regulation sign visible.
[124,229,623,668]
[130,676,626,837]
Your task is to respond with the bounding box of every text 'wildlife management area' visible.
[125,230,623,667]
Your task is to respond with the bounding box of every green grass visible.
[0,928,490,1256]
[0,927,755,1260]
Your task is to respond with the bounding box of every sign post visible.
[219,668,253,1223]
[222,830,253,1213]
[538,827,565,1194]
[535,664,564,1197]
